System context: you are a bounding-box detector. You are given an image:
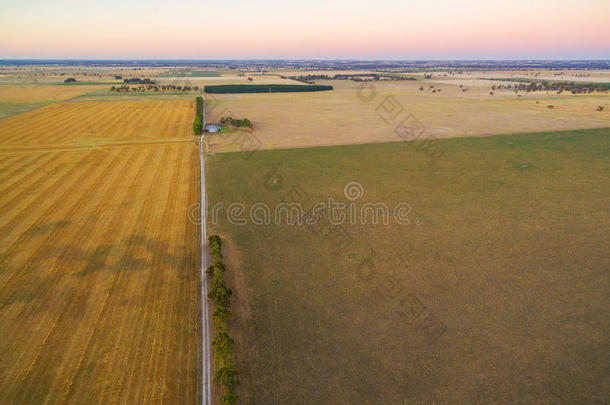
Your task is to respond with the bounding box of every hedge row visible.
[196,96,203,116]
[206,235,239,404]
[193,96,204,135]
[204,84,333,94]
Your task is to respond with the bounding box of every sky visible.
[1,0,609,60]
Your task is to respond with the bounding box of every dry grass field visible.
[206,128,610,403]
[0,97,200,404]
[206,77,610,153]
[0,85,107,103]
[0,84,110,120]
[438,69,610,83]
[0,100,195,151]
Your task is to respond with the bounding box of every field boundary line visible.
[0,139,196,154]
[199,90,212,405]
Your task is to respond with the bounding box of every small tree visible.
[212,305,231,326]
[209,235,222,256]
[220,391,238,405]
[209,277,232,308]
[212,258,225,272]
[212,330,234,359]
[193,117,203,134]
[214,362,239,392]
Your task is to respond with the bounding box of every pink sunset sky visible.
[1,0,609,59]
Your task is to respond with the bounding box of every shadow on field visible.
[30,219,71,235]
[0,232,187,311]
[20,233,180,276]
[72,234,182,276]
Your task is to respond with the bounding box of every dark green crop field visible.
[204,84,333,94]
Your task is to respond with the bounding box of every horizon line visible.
[1,58,610,62]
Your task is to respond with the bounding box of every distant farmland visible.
[206,79,610,153]
[206,128,610,403]
[158,70,221,78]
[0,84,108,120]
[0,84,108,103]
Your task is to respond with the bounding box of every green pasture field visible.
[206,127,610,403]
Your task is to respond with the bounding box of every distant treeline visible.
[193,96,203,134]
[486,78,609,94]
[204,84,333,94]
[289,73,418,84]
[206,235,239,404]
[123,78,156,84]
[110,84,199,93]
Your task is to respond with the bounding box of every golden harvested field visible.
[0,100,195,151]
[206,78,610,153]
[0,98,200,404]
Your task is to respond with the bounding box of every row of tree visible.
[289,74,417,84]
[219,116,252,129]
[123,77,156,84]
[206,235,239,404]
[490,80,609,94]
[193,96,204,135]
[110,84,199,92]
